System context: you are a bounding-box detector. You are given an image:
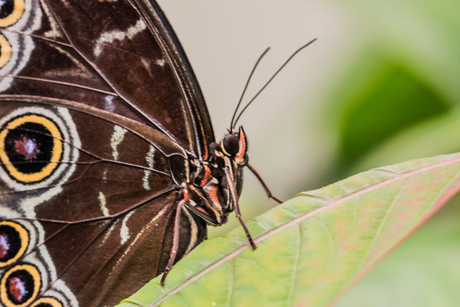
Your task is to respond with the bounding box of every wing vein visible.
[43,0,185,146]
[0,74,117,96]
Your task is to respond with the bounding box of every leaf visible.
[337,59,448,163]
[337,210,460,307]
[323,0,460,172]
[117,153,460,307]
[350,107,460,175]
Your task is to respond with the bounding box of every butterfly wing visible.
[0,0,211,305]
[0,0,214,157]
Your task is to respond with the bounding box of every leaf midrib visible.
[154,155,460,306]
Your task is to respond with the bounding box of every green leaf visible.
[338,59,449,163]
[336,207,460,307]
[349,107,460,175]
[117,153,460,307]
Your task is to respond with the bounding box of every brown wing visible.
[0,0,214,158]
[0,0,216,304]
[0,97,207,306]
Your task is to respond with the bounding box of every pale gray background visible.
[157,0,358,236]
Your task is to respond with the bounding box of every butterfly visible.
[0,0,298,306]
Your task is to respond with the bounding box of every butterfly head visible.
[219,126,248,167]
[208,126,249,212]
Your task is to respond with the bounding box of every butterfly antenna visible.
[230,47,271,130]
[233,38,317,127]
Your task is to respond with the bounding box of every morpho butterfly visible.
[0,0,315,306]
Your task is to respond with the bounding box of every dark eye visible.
[222,134,239,155]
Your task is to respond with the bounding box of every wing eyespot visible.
[0,0,25,28]
[0,34,12,68]
[30,297,63,307]
[0,114,63,184]
[0,221,29,268]
[0,263,41,307]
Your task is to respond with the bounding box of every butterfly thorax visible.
[184,127,248,226]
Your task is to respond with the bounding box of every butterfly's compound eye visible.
[222,134,239,156]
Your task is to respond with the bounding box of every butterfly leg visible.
[223,166,257,250]
[247,163,283,204]
[160,200,184,286]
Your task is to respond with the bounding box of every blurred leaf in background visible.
[323,0,460,305]
[335,56,448,168]
[326,0,460,175]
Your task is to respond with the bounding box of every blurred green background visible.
[159,0,460,306]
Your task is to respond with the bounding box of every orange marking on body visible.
[204,142,209,160]
[183,190,189,201]
[202,133,209,160]
[236,130,246,159]
[207,186,220,205]
[196,207,208,215]
[200,166,212,186]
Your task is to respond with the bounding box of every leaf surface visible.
[118,153,460,307]
[337,212,460,307]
